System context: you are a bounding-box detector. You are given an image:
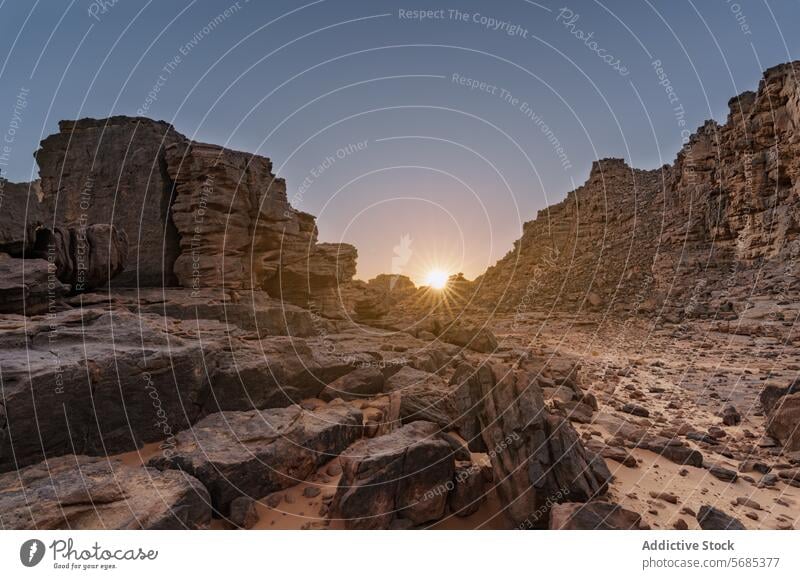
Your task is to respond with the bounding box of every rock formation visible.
[23,116,359,317]
[475,61,800,323]
[0,455,211,529]
[35,117,185,287]
[2,61,800,531]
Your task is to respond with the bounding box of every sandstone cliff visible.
[5,116,357,314]
[475,61,800,322]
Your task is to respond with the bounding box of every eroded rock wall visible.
[476,61,800,317]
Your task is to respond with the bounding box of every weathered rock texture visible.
[30,224,128,291]
[24,117,357,312]
[0,455,211,529]
[0,252,66,314]
[150,403,363,515]
[0,179,46,255]
[331,421,454,529]
[166,141,312,291]
[475,364,611,527]
[475,61,800,319]
[0,309,208,473]
[35,117,185,286]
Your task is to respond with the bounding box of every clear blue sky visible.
[1,0,798,280]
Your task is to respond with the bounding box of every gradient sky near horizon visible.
[1,0,799,282]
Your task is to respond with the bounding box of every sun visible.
[424,269,449,290]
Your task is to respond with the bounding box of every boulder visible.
[228,496,259,529]
[35,117,186,286]
[320,366,385,402]
[696,505,746,530]
[0,455,211,529]
[475,364,611,527]
[721,404,742,426]
[272,242,358,318]
[0,253,67,315]
[331,421,454,529]
[149,402,363,516]
[549,501,644,530]
[449,461,485,517]
[385,366,458,428]
[766,392,800,451]
[621,403,650,418]
[760,381,799,414]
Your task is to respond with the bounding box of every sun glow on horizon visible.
[424,268,449,290]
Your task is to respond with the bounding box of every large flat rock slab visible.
[149,402,363,515]
[0,455,211,529]
[0,308,208,472]
[331,421,454,529]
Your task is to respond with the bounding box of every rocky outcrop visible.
[0,455,211,529]
[165,138,358,312]
[149,402,363,516]
[0,178,128,306]
[29,117,358,310]
[475,61,800,318]
[0,253,67,314]
[0,308,208,473]
[165,140,311,290]
[475,364,611,527]
[475,158,663,313]
[30,223,128,291]
[331,421,454,529]
[35,117,186,286]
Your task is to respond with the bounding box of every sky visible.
[1,0,798,282]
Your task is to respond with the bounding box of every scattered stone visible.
[549,502,645,530]
[721,404,741,426]
[696,505,746,530]
[229,496,259,529]
[622,403,650,418]
[708,464,739,483]
[649,491,679,504]
[735,497,762,510]
[673,518,689,530]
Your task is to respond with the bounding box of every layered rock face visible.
[475,61,800,318]
[35,117,185,286]
[0,179,128,311]
[0,179,46,255]
[27,116,358,314]
[477,158,663,314]
[166,140,316,291]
